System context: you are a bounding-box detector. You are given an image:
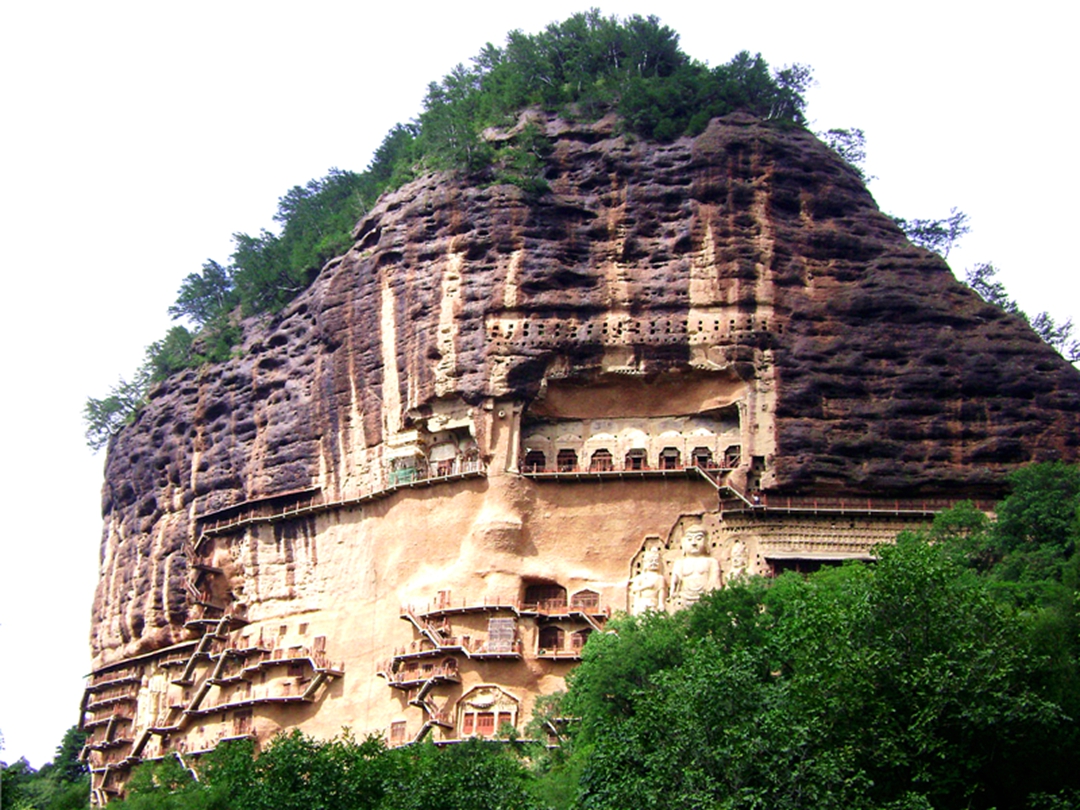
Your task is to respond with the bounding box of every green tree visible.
[168,260,236,327]
[1,727,90,810]
[965,263,1080,362]
[84,370,150,451]
[566,534,1074,809]
[144,326,196,383]
[819,127,871,180]
[86,12,818,444]
[894,207,970,258]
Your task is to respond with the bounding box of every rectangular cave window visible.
[234,710,253,735]
[462,713,474,735]
[487,618,517,653]
[589,449,613,472]
[570,589,600,610]
[278,625,287,637]
[539,626,564,651]
[299,623,309,635]
[477,712,496,736]
[524,583,567,609]
[498,712,513,731]
[659,447,681,470]
[390,721,406,744]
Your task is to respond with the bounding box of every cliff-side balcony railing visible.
[406,596,529,620]
[181,731,258,758]
[237,650,344,678]
[85,693,138,712]
[86,737,134,752]
[184,615,227,632]
[535,648,583,661]
[720,494,997,515]
[82,711,133,730]
[87,672,140,693]
[183,672,339,717]
[207,667,251,686]
[521,462,734,481]
[391,637,523,662]
[384,663,461,690]
[404,596,609,624]
[195,461,487,545]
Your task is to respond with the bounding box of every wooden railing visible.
[195,460,486,545]
[722,494,995,515]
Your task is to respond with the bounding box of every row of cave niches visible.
[523,445,741,474]
[487,314,782,346]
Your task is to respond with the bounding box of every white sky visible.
[1,0,1076,768]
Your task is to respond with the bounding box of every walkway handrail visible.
[195,462,488,543]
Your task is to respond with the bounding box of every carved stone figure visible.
[629,548,667,614]
[729,539,749,580]
[669,524,720,610]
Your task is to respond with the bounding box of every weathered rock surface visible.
[85,113,1080,795]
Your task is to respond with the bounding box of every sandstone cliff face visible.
[91,112,1080,686]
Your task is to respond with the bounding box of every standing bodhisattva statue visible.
[629,548,667,615]
[669,524,720,610]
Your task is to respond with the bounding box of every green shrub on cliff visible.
[84,10,811,449]
[550,466,1080,809]
[107,732,538,810]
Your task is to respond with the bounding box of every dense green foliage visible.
[543,463,1080,810]
[104,732,537,810]
[84,11,810,450]
[1,727,88,810]
[51,464,1080,809]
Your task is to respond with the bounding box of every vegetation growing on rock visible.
[64,463,1080,809]
[83,10,810,450]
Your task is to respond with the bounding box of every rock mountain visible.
[81,112,1080,802]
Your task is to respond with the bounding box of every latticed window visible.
[570,589,600,610]
[589,449,614,471]
[462,711,513,737]
[538,625,564,651]
[487,617,517,653]
[524,583,567,609]
[691,447,713,468]
[390,721,406,744]
[659,447,681,469]
[572,629,592,650]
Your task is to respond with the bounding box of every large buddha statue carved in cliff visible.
[670,524,720,610]
[629,548,667,615]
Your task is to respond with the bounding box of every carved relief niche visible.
[458,685,519,738]
[627,514,762,614]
